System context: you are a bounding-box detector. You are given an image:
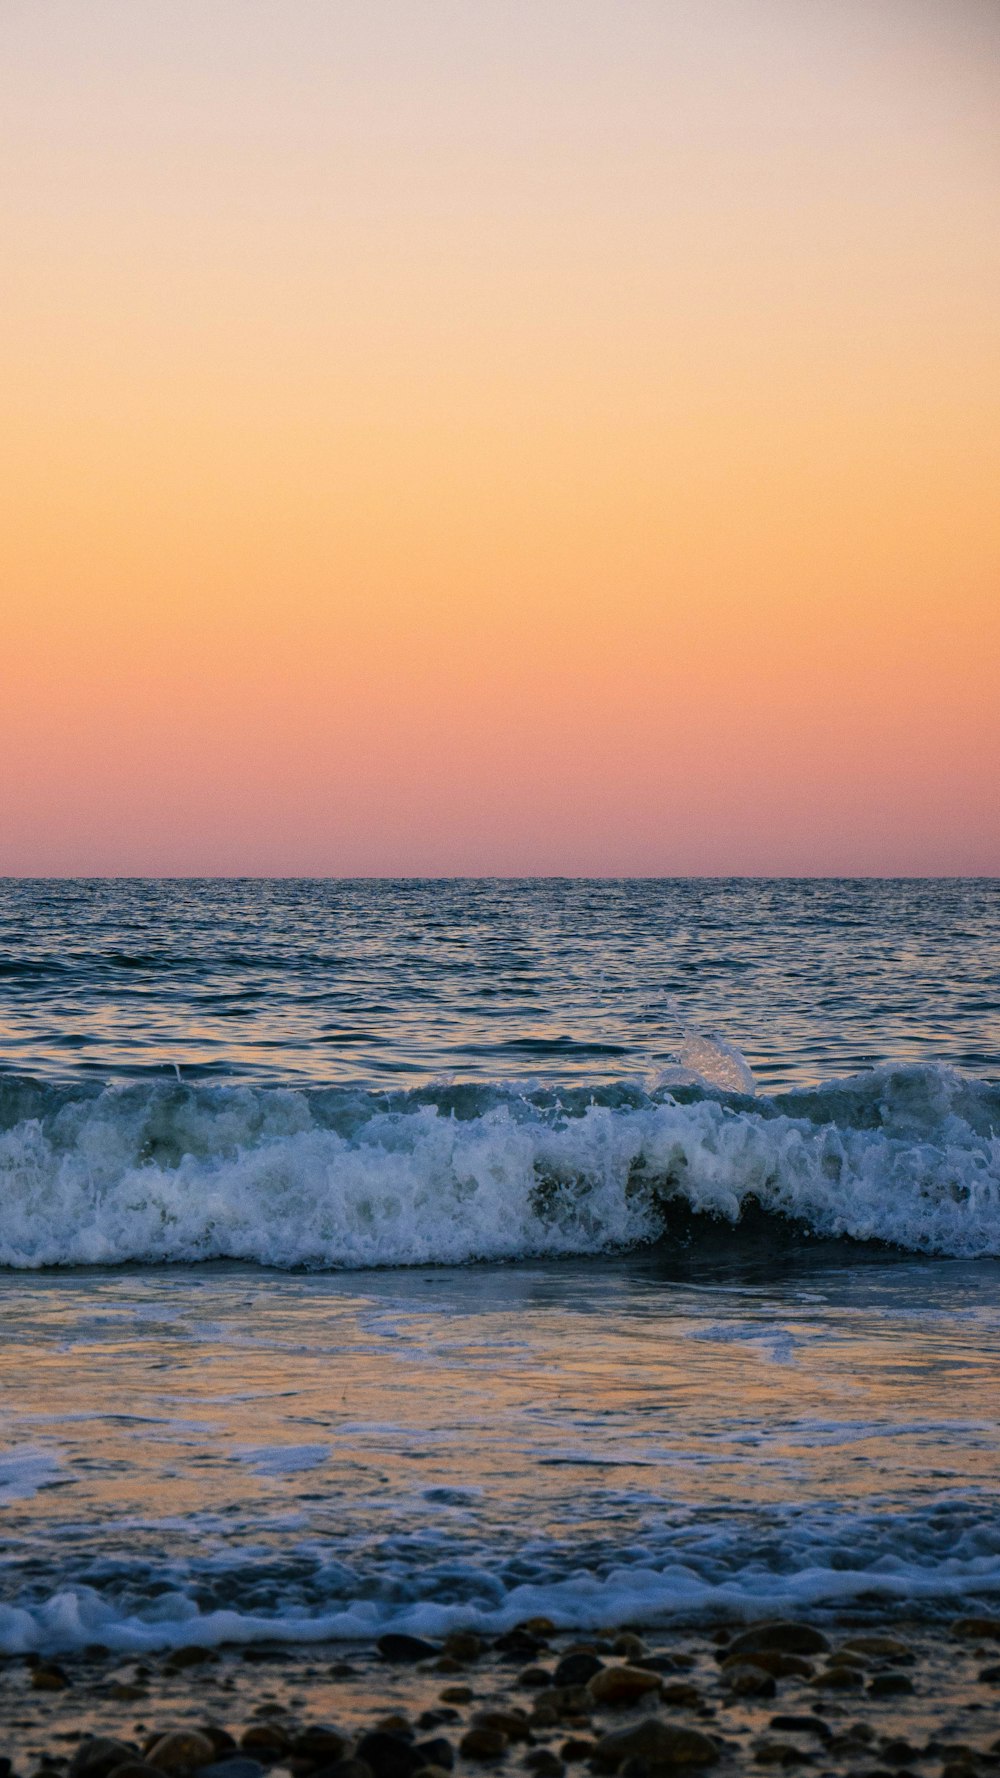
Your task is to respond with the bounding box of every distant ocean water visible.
[1,878,998,1656]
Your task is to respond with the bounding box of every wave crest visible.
[0,1064,998,1269]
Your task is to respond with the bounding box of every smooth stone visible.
[721,1653,813,1680]
[530,1687,591,1722]
[869,1674,915,1697]
[458,1730,507,1762]
[412,1741,453,1771]
[840,1637,913,1663]
[354,1735,422,1778]
[952,1618,1000,1641]
[70,1742,138,1778]
[312,1763,374,1778]
[238,1728,290,1758]
[558,1742,595,1763]
[196,1738,234,1763]
[471,1715,531,1744]
[418,1714,460,1731]
[375,1727,413,1747]
[163,1648,214,1671]
[31,1666,70,1691]
[439,1689,473,1705]
[593,1720,719,1771]
[725,1626,830,1660]
[521,1758,562,1778]
[751,1742,813,1766]
[767,1720,831,1743]
[146,1736,217,1775]
[554,1654,603,1689]
[880,1742,919,1766]
[377,1635,439,1664]
[442,1633,483,1663]
[289,1728,351,1765]
[660,1685,702,1709]
[517,1669,554,1690]
[612,1636,647,1661]
[722,1665,777,1698]
[977,1664,1000,1683]
[588,1668,662,1707]
[496,1632,545,1661]
[811,1667,863,1691]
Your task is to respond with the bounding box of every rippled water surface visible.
[1,878,997,1089]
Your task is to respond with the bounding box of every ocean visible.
[1,877,999,1660]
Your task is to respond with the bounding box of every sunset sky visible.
[2,0,998,876]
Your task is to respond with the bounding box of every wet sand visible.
[4,1617,999,1778]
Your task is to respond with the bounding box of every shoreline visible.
[5,1615,1000,1778]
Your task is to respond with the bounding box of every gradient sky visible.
[2,1,998,875]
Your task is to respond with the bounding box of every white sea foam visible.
[0,1444,64,1505]
[0,1064,997,1268]
[229,1444,332,1475]
[1,1495,998,1654]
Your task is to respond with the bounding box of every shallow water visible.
[3,1251,1000,1654]
[0,879,998,1654]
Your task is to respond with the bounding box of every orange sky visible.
[2,0,998,875]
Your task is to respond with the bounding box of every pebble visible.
[660,1684,702,1709]
[31,1669,69,1694]
[869,1674,915,1697]
[721,1653,813,1680]
[722,1664,777,1699]
[414,1739,454,1770]
[977,1665,1000,1684]
[592,1718,720,1770]
[611,1637,647,1662]
[162,1652,213,1674]
[238,1726,290,1757]
[145,1733,216,1774]
[751,1740,813,1765]
[69,1740,137,1778]
[516,1671,553,1690]
[587,1666,662,1707]
[725,1626,830,1660]
[471,1713,531,1744]
[289,1725,351,1764]
[376,1637,439,1666]
[321,1761,376,1778]
[458,1729,507,1762]
[354,1732,423,1778]
[952,1619,1000,1641]
[552,1656,602,1690]
[530,1687,590,1724]
[768,1718,831,1742]
[522,1754,563,1777]
[812,1667,864,1691]
[442,1635,483,1665]
[439,1689,473,1706]
[840,1638,913,1663]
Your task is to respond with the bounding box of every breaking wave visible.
[1,1053,998,1269]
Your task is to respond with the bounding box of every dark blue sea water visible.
[1,878,997,1090]
[1,879,998,1656]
